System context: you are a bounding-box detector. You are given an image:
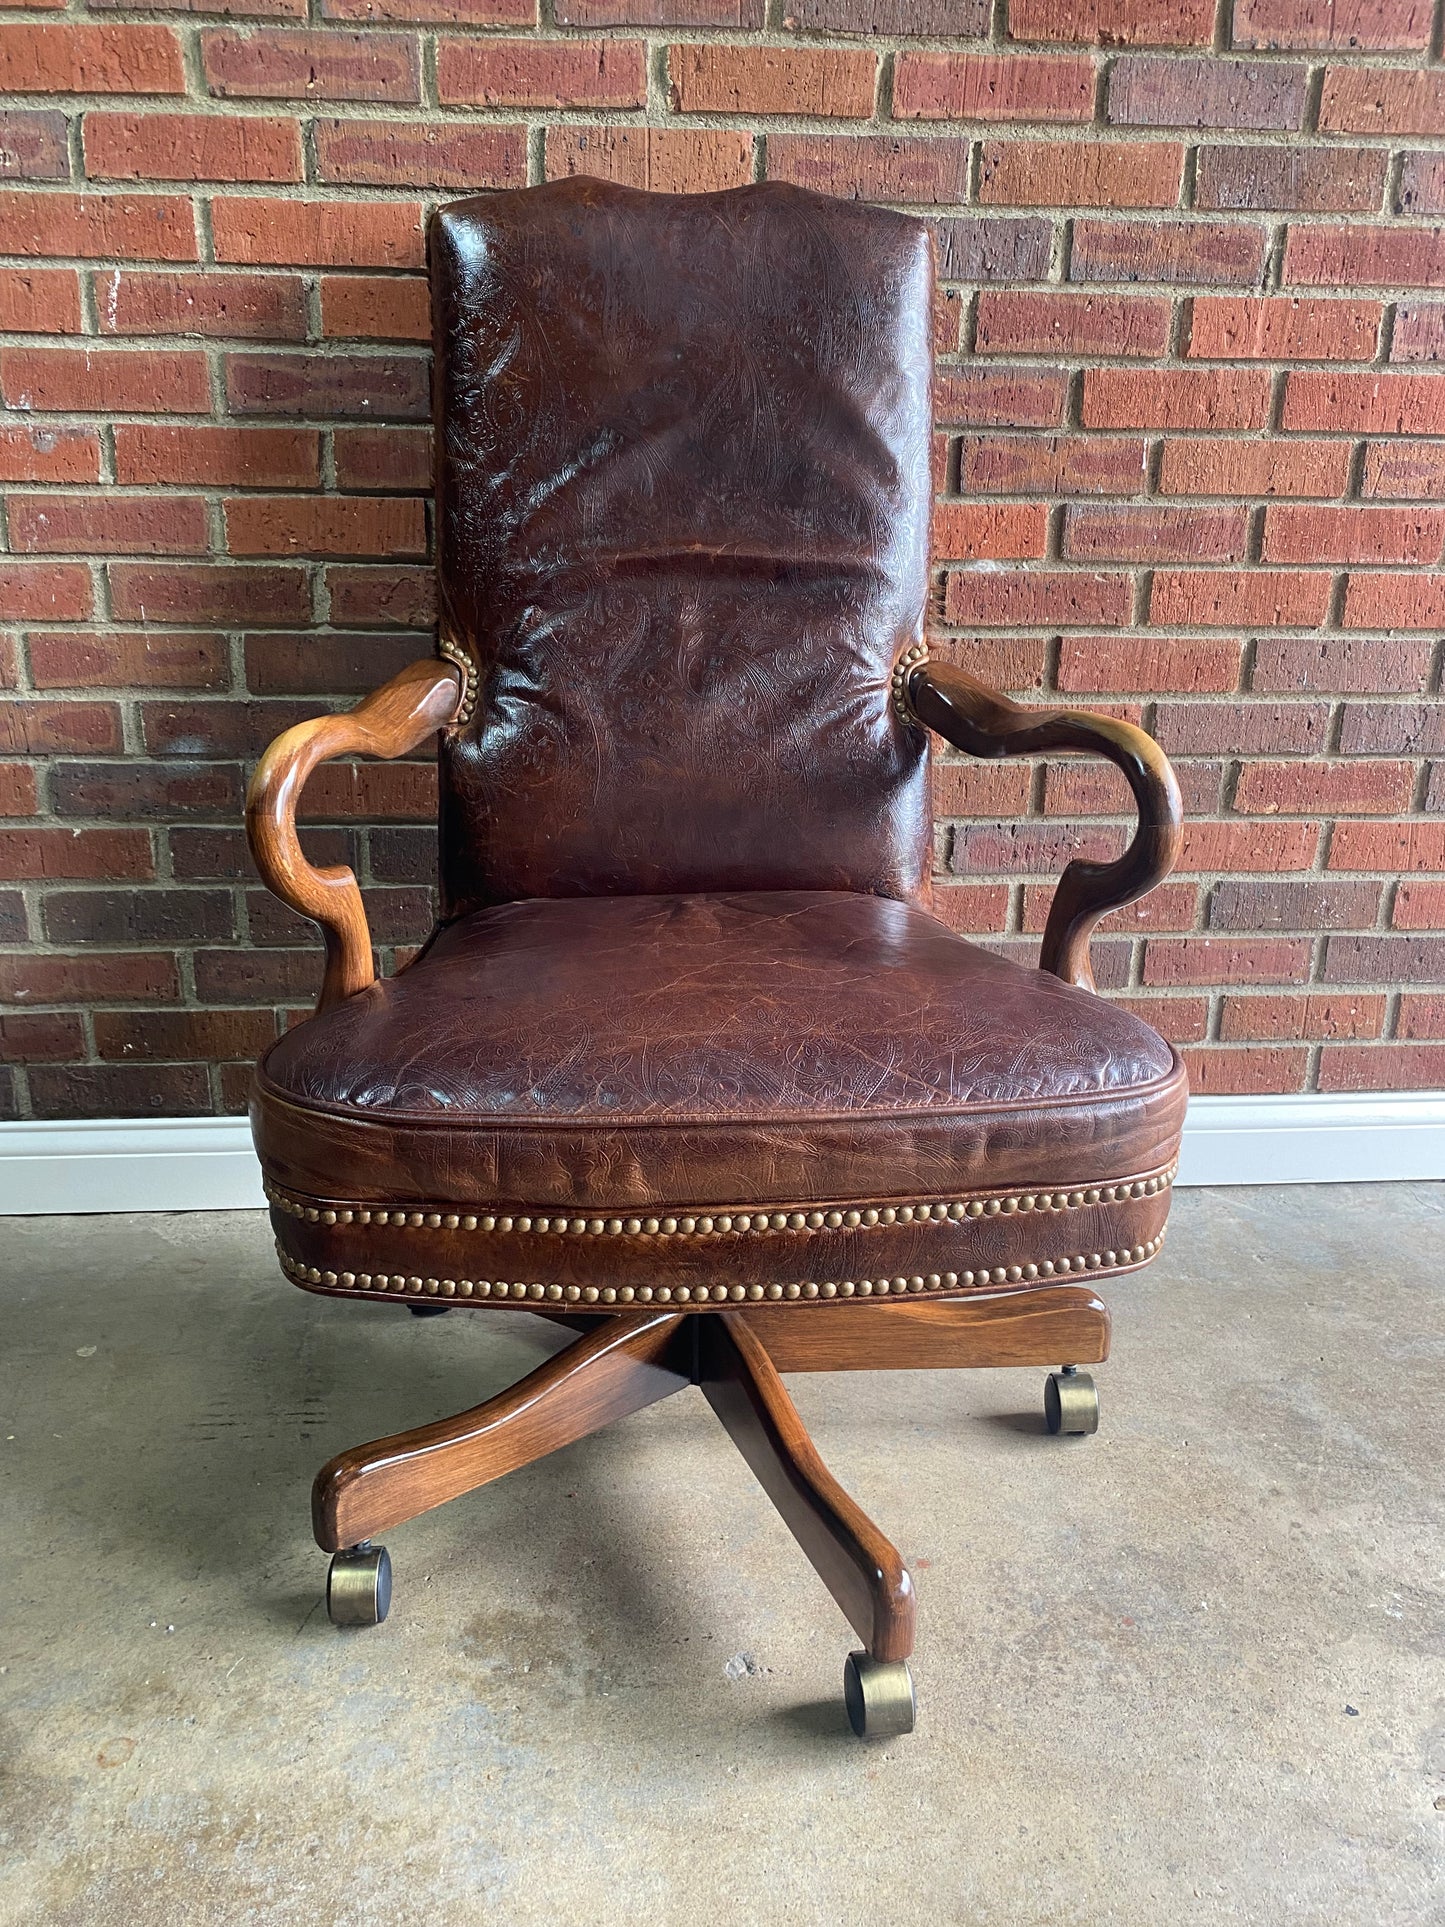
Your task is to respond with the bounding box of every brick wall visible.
[2,0,1444,1119]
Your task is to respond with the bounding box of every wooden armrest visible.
[245,658,463,1012]
[904,659,1183,993]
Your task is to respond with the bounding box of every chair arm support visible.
[245,658,463,1012]
[904,659,1183,993]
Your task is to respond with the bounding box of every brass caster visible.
[1045,1367,1099,1436]
[326,1543,392,1627]
[843,1652,916,1740]
[408,1303,450,1318]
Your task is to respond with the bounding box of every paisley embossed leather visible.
[429,177,935,913]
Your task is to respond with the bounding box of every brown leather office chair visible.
[247,178,1185,1739]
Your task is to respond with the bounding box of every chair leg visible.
[735,1284,1111,1373]
[698,1311,915,1669]
[312,1309,690,1554]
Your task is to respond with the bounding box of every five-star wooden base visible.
[311,1286,1110,1737]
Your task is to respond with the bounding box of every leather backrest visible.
[430,178,935,914]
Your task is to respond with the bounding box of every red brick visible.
[1362,440,1445,500]
[930,635,1048,692]
[28,630,228,691]
[321,275,429,342]
[1115,994,1211,1043]
[766,133,967,203]
[1318,1044,1445,1091]
[1194,144,1387,213]
[1253,636,1434,693]
[1207,876,1380,930]
[201,29,419,102]
[333,426,431,491]
[1236,759,1416,815]
[114,424,320,488]
[943,571,1132,627]
[0,191,196,261]
[313,120,524,190]
[1189,295,1381,361]
[1342,572,1445,630]
[0,826,151,881]
[95,1009,278,1062]
[0,1013,85,1062]
[1157,438,1351,498]
[1262,504,1445,565]
[1235,0,1431,49]
[88,0,307,13]
[1150,569,1332,627]
[931,503,1049,561]
[323,0,532,15]
[109,563,309,625]
[225,495,427,559]
[1398,153,1445,216]
[1338,702,1445,754]
[1179,1046,1309,1094]
[1154,701,1330,755]
[0,268,81,334]
[212,197,422,270]
[1285,371,1445,433]
[776,0,956,25]
[1317,67,1445,136]
[548,126,752,194]
[51,764,245,826]
[934,216,1053,280]
[672,42,872,115]
[0,952,180,1005]
[326,565,435,628]
[1082,367,1271,428]
[1009,0,1212,44]
[84,111,301,183]
[1108,55,1307,129]
[1063,505,1248,562]
[1021,879,1197,932]
[977,139,1183,207]
[225,353,428,420]
[0,347,209,414]
[8,494,208,556]
[1397,991,1445,1036]
[242,630,421,694]
[0,563,92,622]
[0,425,99,485]
[1177,818,1320,871]
[442,37,645,108]
[0,24,183,93]
[949,821,1127,874]
[0,699,120,754]
[0,108,68,180]
[932,762,1033,818]
[1071,219,1267,285]
[894,53,1094,122]
[1144,936,1312,984]
[1393,879,1445,928]
[0,763,36,815]
[29,1063,212,1119]
[1219,993,1385,1042]
[928,882,1012,934]
[140,698,317,758]
[98,269,308,341]
[1323,934,1443,983]
[301,763,436,820]
[1056,634,1241,692]
[936,367,1068,427]
[1045,754,1218,816]
[1391,303,1445,364]
[976,291,1170,357]
[1285,226,1445,290]
[960,434,1148,495]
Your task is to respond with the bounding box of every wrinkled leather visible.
[429,179,935,912]
[256,891,1185,1217]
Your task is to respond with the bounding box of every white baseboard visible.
[0,1093,1441,1216]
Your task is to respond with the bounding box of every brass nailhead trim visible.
[436,634,478,728]
[265,1163,1175,1238]
[278,1228,1167,1307]
[892,639,928,726]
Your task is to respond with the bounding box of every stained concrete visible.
[0,1185,1441,1925]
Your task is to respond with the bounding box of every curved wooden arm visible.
[245,658,463,1011]
[905,659,1183,993]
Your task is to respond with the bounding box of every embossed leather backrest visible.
[430,178,935,914]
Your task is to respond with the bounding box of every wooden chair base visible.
[310,1285,1110,1737]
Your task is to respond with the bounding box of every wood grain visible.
[313,1310,689,1552]
[246,657,462,1012]
[737,1286,1110,1372]
[907,658,1183,993]
[700,1312,915,1662]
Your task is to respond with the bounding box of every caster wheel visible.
[408,1302,450,1318]
[1045,1368,1099,1436]
[843,1651,915,1739]
[326,1543,392,1627]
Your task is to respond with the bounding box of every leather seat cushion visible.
[254,891,1186,1309]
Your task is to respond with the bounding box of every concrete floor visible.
[0,1187,1441,1926]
